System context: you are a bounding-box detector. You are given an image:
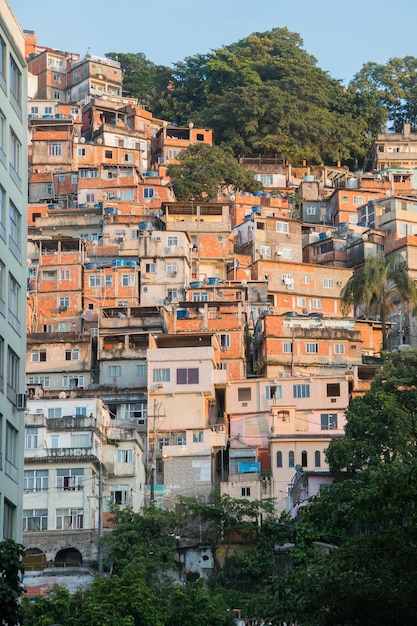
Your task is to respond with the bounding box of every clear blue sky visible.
[9,0,417,84]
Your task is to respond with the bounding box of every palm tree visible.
[340,254,417,351]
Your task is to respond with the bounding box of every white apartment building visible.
[0,0,28,541]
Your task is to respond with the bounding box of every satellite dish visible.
[97,137,103,145]
[91,240,98,246]
[362,233,368,241]
[59,391,67,399]
[80,137,86,143]
[35,388,44,398]
[302,308,308,315]
[326,230,332,237]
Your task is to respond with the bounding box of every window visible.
[57,468,84,491]
[301,451,308,467]
[306,343,318,354]
[105,275,113,287]
[0,37,5,83]
[50,436,59,448]
[241,487,251,497]
[9,55,22,108]
[193,292,208,302]
[144,188,154,199]
[122,274,135,287]
[110,486,130,506]
[27,376,50,388]
[59,297,70,309]
[31,350,46,362]
[158,437,170,450]
[323,278,334,288]
[167,236,178,246]
[165,262,178,275]
[276,451,283,467]
[79,169,98,179]
[3,500,15,539]
[109,365,121,377]
[238,387,251,402]
[334,344,345,355]
[306,206,316,215]
[260,245,271,258]
[124,153,133,162]
[86,193,95,203]
[266,385,282,400]
[24,469,48,492]
[145,263,156,274]
[78,147,86,156]
[47,408,62,419]
[276,222,289,233]
[105,150,113,159]
[353,195,364,205]
[48,142,62,157]
[219,334,230,350]
[7,348,19,402]
[120,189,134,200]
[44,106,52,114]
[302,275,310,284]
[176,436,186,446]
[321,413,338,430]
[153,368,170,383]
[65,349,79,361]
[53,73,61,83]
[138,363,147,377]
[60,270,70,281]
[282,273,294,286]
[10,131,21,180]
[193,431,204,443]
[5,422,18,480]
[0,112,4,162]
[118,449,133,463]
[75,407,87,416]
[62,375,84,388]
[315,451,321,467]
[43,270,57,280]
[283,341,292,354]
[288,451,295,468]
[0,337,3,389]
[0,185,5,240]
[293,384,310,399]
[311,298,322,309]
[126,402,147,423]
[327,383,340,397]
[282,248,293,259]
[23,509,48,531]
[56,508,83,530]
[297,297,307,307]
[177,368,199,384]
[89,275,101,287]
[167,289,178,300]
[342,195,349,203]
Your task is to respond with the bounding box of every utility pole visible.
[98,462,103,574]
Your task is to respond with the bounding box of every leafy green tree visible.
[108,28,373,166]
[340,254,417,350]
[0,539,25,626]
[351,56,417,132]
[168,143,262,201]
[273,461,417,625]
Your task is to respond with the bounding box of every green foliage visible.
[0,539,25,626]
[275,461,417,625]
[107,28,375,166]
[102,504,179,578]
[351,56,417,132]
[340,254,417,350]
[168,143,262,201]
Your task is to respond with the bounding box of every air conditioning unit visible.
[154,237,161,242]
[156,383,163,388]
[16,393,27,411]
